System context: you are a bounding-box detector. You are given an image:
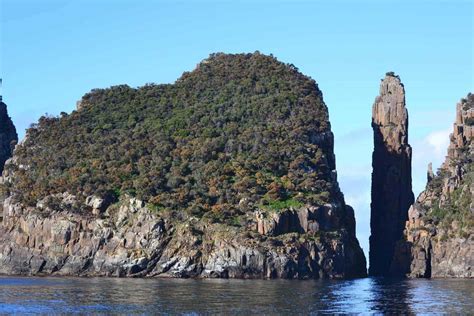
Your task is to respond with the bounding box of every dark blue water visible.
[0,276,472,314]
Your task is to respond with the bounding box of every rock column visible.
[369,73,414,276]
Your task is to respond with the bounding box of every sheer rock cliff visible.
[369,73,414,276]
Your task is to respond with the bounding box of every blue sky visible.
[1,0,473,258]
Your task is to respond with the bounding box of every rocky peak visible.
[443,93,473,171]
[0,101,18,174]
[372,73,409,152]
[427,162,435,184]
[369,73,414,276]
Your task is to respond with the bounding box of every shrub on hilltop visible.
[5,53,340,221]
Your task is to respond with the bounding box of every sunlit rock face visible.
[369,73,414,276]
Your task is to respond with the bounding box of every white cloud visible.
[412,128,451,171]
[426,128,451,157]
[411,127,451,195]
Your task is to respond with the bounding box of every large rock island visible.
[391,93,473,278]
[0,53,366,278]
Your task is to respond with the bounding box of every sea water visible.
[0,276,472,314]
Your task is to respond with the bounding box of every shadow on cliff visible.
[369,124,414,276]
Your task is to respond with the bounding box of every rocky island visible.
[0,53,367,278]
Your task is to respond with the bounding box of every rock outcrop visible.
[0,194,366,278]
[0,100,17,174]
[369,73,415,276]
[0,53,367,279]
[391,93,473,278]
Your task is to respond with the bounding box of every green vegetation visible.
[465,117,474,126]
[428,162,473,236]
[259,198,304,212]
[4,53,340,220]
[425,91,472,237]
[385,71,400,79]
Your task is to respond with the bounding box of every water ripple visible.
[0,276,472,314]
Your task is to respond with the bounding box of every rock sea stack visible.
[369,73,414,276]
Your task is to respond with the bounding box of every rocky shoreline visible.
[0,193,366,279]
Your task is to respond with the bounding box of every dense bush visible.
[4,52,340,218]
[428,105,473,234]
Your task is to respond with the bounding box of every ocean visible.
[0,276,472,314]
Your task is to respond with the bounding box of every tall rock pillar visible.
[369,73,414,276]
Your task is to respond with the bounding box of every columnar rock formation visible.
[391,93,473,278]
[369,73,414,276]
[0,100,18,173]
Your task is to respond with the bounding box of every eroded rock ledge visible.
[0,193,366,279]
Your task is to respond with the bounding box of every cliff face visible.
[0,101,18,173]
[0,53,366,278]
[369,73,415,276]
[0,195,366,278]
[391,93,473,278]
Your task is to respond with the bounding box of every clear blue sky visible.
[1,0,473,257]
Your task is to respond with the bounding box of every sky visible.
[1,0,473,258]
